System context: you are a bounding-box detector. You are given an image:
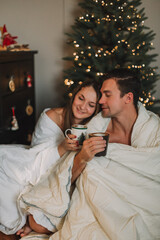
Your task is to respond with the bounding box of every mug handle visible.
[65,129,72,139]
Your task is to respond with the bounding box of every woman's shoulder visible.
[46,107,64,127]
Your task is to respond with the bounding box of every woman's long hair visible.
[63,80,101,132]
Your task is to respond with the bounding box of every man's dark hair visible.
[100,68,141,109]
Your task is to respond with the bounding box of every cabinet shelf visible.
[0,51,37,144]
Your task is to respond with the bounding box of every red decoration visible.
[27,74,32,87]
[2,24,17,47]
[11,107,19,131]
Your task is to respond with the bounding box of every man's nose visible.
[99,95,104,104]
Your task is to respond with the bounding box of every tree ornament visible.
[11,107,19,131]
[8,76,15,92]
[26,74,32,87]
[25,100,33,116]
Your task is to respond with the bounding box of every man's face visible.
[99,78,126,118]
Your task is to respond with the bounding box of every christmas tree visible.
[63,0,160,112]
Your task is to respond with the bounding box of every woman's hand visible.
[58,134,79,157]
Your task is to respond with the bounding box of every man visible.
[20,69,160,240]
[60,68,160,239]
[72,68,143,182]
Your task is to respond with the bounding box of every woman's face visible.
[72,86,97,123]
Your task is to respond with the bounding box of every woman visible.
[0,80,100,236]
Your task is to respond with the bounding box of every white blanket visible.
[19,104,160,240]
[0,109,64,234]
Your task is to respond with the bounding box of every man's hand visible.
[78,137,106,162]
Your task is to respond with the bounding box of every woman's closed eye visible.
[79,96,84,101]
[89,103,96,108]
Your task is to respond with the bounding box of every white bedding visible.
[19,103,160,240]
[0,109,65,234]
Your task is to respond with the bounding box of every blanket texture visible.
[20,103,160,240]
[0,109,64,234]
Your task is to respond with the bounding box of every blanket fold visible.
[19,152,75,232]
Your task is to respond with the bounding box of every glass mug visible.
[89,132,109,156]
[65,124,88,145]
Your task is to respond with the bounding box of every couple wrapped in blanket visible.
[1,68,160,240]
[0,102,160,240]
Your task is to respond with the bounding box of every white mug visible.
[65,124,87,145]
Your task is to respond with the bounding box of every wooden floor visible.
[0,232,20,240]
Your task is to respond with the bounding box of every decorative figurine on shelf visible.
[11,107,19,131]
[26,74,32,87]
[2,24,18,48]
[0,24,30,51]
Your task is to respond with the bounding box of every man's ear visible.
[125,92,133,103]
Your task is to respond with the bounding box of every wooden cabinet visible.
[0,51,37,144]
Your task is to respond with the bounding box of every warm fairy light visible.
[79,63,82,66]
[64,79,69,85]
[96,72,103,76]
[79,81,83,85]
[64,79,74,86]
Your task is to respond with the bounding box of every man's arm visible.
[71,137,106,183]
